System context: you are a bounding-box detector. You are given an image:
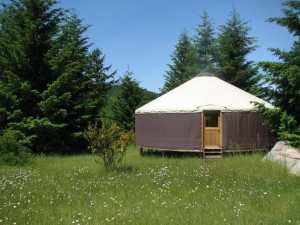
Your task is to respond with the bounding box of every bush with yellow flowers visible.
[84,118,133,170]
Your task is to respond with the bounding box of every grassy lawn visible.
[0,146,299,225]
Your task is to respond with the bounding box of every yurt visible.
[135,73,275,154]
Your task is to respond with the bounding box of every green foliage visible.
[259,61,300,123]
[0,0,61,91]
[0,129,31,166]
[84,118,132,170]
[141,87,159,102]
[254,104,281,135]
[281,133,300,149]
[104,83,158,127]
[162,7,260,94]
[161,30,199,93]
[267,0,300,36]
[255,104,300,148]
[193,8,217,72]
[0,0,116,153]
[257,0,300,148]
[276,111,300,148]
[9,117,69,154]
[84,48,116,119]
[37,13,116,153]
[112,70,146,131]
[216,6,260,92]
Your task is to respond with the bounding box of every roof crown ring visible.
[196,72,216,77]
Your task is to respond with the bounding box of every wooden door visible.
[203,111,222,148]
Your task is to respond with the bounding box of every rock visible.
[264,141,300,176]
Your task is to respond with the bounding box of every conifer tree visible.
[258,0,300,147]
[0,0,116,153]
[193,8,217,72]
[36,13,91,152]
[217,7,260,92]
[112,70,144,131]
[0,0,62,125]
[161,30,198,93]
[39,14,116,153]
[84,48,116,121]
[0,0,61,91]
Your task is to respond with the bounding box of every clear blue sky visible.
[58,1,294,92]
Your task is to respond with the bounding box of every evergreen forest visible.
[0,0,299,157]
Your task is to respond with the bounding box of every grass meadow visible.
[0,146,300,225]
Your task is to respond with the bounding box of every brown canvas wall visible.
[135,112,275,151]
[135,113,201,150]
[222,112,275,150]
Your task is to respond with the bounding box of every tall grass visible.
[0,146,299,225]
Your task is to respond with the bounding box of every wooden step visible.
[203,151,222,154]
[203,147,223,160]
[204,155,223,159]
[203,146,222,150]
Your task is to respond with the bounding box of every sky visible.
[56,0,295,93]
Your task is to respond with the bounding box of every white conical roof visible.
[135,73,273,114]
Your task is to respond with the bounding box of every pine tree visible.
[0,1,116,153]
[0,0,62,124]
[193,8,217,72]
[161,30,198,93]
[217,7,260,92]
[0,0,61,91]
[38,14,116,153]
[112,70,144,131]
[258,0,300,147]
[84,48,116,121]
[35,13,86,153]
[0,73,22,129]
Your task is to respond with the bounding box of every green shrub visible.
[255,103,300,148]
[84,118,132,170]
[0,129,31,166]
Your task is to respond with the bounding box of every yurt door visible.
[203,111,222,147]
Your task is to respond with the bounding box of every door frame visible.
[201,110,222,148]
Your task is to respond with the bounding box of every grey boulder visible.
[264,141,300,176]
